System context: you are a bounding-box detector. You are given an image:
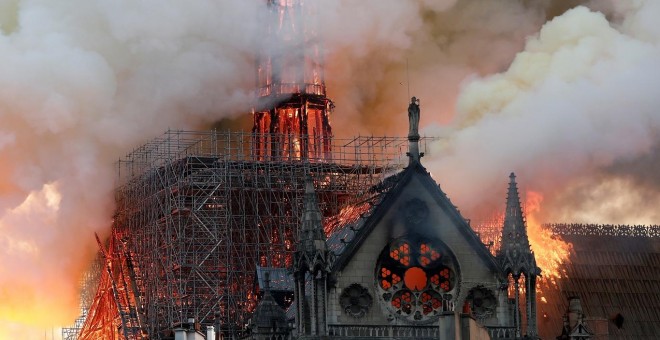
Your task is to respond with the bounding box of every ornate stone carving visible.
[339,283,373,318]
[408,97,420,137]
[466,286,497,321]
[403,198,429,226]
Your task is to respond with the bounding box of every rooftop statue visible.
[408,96,420,137]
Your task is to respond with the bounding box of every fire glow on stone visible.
[474,190,573,295]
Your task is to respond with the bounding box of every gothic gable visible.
[325,162,504,327]
[328,162,500,275]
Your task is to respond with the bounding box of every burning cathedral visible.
[65,1,660,340]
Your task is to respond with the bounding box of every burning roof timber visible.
[70,130,436,339]
[473,222,660,339]
[539,224,660,340]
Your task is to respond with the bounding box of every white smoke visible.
[0,0,263,334]
[425,2,660,224]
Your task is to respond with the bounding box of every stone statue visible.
[408,96,420,137]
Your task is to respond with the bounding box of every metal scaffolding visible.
[71,130,434,339]
[62,255,103,340]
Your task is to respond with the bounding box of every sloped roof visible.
[538,230,660,340]
[325,170,404,263]
[325,161,500,273]
[255,266,293,292]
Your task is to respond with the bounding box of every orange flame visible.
[524,191,573,286]
[473,189,573,302]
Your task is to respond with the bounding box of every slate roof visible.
[325,170,404,262]
[538,231,660,340]
[255,266,294,292]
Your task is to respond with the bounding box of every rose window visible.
[376,237,458,322]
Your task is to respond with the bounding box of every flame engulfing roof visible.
[536,224,660,340]
[325,171,403,259]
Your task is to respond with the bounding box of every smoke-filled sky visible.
[0,0,658,337]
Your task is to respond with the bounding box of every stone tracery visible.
[376,236,458,322]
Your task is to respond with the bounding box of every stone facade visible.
[248,107,539,340]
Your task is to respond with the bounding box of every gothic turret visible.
[498,173,538,277]
[297,179,330,270]
[293,178,332,337]
[247,272,290,339]
[497,173,540,338]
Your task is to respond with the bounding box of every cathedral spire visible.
[293,177,332,337]
[299,178,328,261]
[247,272,289,339]
[498,172,538,276]
[500,172,532,265]
[497,172,540,338]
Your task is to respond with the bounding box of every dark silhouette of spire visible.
[498,172,538,277]
[297,178,329,269]
[497,172,541,339]
[293,177,332,337]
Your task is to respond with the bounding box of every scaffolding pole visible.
[73,131,435,339]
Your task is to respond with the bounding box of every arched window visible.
[376,236,459,322]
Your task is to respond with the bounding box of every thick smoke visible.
[424,2,660,225]
[0,0,264,334]
[321,0,559,136]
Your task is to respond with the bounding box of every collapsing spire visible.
[497,172,539,277]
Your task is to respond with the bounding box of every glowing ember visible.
[324,202,372,235]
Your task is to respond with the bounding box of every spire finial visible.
[300,176,326,252]
[305,176,315,194]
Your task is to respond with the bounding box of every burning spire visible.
[252,0,333,161]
